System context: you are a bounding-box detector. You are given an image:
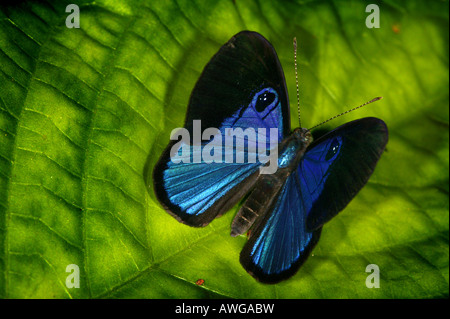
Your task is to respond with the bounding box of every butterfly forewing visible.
[303,117,388,230]
[153,31,291,227]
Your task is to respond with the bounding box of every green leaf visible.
[0,0,448,298]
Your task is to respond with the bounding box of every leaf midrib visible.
[78,6,136,298]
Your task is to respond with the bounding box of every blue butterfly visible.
[153,31,388,283]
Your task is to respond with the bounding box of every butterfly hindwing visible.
[240,171,322,284]
[153,31,290,227]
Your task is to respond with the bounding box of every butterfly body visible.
[152,31,388,283]
[230,127,311,237]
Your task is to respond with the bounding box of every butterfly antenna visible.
[308,97,383,131]
[293,37,301,128]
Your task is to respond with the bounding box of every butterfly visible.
[153,31,388,284]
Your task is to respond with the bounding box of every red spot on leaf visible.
[196,279,205,285]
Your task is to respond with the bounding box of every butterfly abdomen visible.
[230,173,285,237]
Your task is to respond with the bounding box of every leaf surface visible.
[0,0,448,298]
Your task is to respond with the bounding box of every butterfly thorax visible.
[277,128,312,172]
[292,127,312,144]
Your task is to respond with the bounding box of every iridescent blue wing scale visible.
[158,149,261,223]
[153,31,290,227]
